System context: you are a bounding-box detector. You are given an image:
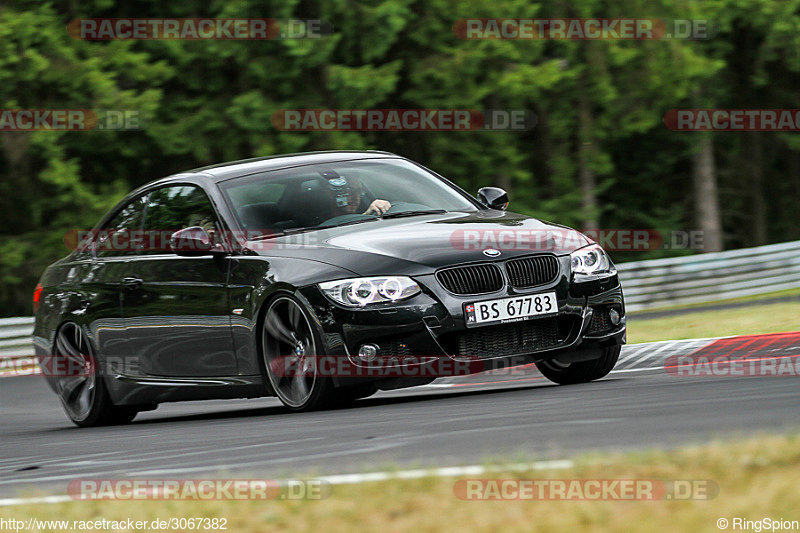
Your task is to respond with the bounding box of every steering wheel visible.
[318,203,434,226]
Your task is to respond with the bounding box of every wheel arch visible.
[253,287,330,395]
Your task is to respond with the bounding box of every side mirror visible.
[477,187,509,210]
[170,227,216,256]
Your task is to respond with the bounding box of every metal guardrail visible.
[0,317,35,360]
[618,240,800,312]
[0,240,798,359]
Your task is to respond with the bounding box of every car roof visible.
[177,150,401,183]
[192,150,400,179]
[119,151,405,212]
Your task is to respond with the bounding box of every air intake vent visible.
[436,264,503,295]
[455,318,560,359]
[506,255,559,288]
[588,307,613,334]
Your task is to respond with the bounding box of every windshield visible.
[219,158,478,235]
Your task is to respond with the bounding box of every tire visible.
[260,294,336,412]
[536,346,621,385]
[52,323,140,427]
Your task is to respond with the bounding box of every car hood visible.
[245,211,591,277]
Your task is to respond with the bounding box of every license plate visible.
[465,292,557,327]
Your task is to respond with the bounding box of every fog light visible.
[357,344,378,362]
[608,308,621,325]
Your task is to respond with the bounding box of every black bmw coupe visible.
[33,151,626,426]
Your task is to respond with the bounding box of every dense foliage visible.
[1,0,798,316]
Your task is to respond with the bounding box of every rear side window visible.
[94,196,147,258]
[140,185,221,255]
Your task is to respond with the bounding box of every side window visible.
[141,185,221,255]
[94,196,147,258]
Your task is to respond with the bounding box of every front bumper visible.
[300,256,626,386]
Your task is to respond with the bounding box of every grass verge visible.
[4,433,800,532]
[627,301,800,344]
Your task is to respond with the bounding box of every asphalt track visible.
[2,332,800,499]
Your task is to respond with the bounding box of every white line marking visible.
[0,438,327,484]
[611,366,665,373]
[629,335,731,345]
[316,460,574,485]
[0,495,72,507]
[0,460,574,507]
[0,368,41,379]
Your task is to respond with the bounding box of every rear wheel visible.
[536,346,621,385]
[261,295,335,411]
[52,323,139,427]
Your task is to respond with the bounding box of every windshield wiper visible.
[381,210,447,219]
[252,217,381,240]
[282,226,322,235]
[317,217,381,230]
[249,227,317,240]
[249,210,446,240]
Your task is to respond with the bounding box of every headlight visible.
[319,277,421,307]
[570,244,615,279]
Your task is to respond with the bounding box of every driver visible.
[323,172,391,216]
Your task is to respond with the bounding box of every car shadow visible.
[41,376,623,430]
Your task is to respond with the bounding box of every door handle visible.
[122,276,143,289]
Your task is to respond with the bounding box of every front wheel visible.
[536,346,621,385]
[261,295,335,411]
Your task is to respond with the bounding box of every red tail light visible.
[33,283,43,313]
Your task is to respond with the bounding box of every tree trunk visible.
[749,133,767,246]
[789,149,800,241]
[496,174,512,197]
[577,83,597,230]
[692,134,724,252]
